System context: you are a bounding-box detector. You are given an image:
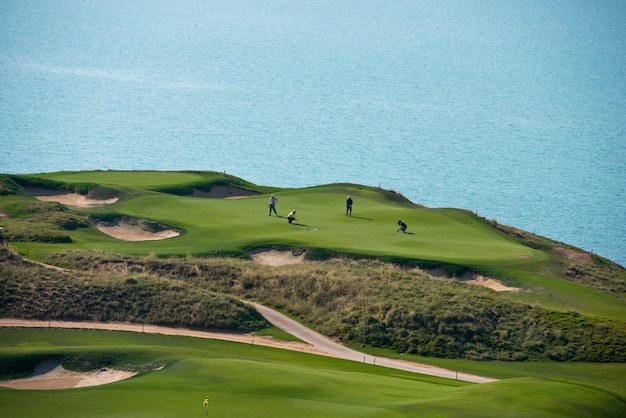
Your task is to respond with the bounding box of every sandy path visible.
[0,308,495,386]
[249,303,495,383]
[2,252,495,386]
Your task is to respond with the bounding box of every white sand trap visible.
[465,275,520,292]
[426,269,519,292]
[250,248,305,266]
[26,187,119,207]
[93,218,180,241]
[0,360,136,390]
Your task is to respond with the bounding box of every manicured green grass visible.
[1,329,623,417]
[357,346,626,399]
[1,171,624,416]
[4,172,536,265]
[504,269,626,319]
[30,170,217,190]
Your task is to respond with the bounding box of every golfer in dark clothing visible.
[397,220,407,233]
[346,195,353,216]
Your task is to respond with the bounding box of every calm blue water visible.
[1,1,625,266]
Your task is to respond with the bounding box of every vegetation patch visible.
[0,199,89,242]
[32,249,626,363]
[0,248,268,332]
[0,176,29,197]
[0,171,624,365]
[0,170,624,417]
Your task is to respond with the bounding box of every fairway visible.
[1,328,624,418]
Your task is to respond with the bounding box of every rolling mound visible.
[191,185,261,199]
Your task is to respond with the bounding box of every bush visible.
[0,248,269,332]
[0,176,28,196]
[5,248,625,363]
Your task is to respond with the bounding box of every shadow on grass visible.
[290,222,310,227]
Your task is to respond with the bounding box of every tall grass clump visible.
[41,250,626,362]
[0,199,89,242]
[0,247,268,332]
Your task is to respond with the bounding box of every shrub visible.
[4,247,625,363]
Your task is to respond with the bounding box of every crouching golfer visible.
[397,220,407,233]
[287,210,297,224]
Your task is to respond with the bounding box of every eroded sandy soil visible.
[0,359,136,390]
[249,248,305,266]
[26,187,119,207]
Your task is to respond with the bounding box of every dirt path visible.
[2,251,495,386]
[0,307,495,385]
[249,303,495,383]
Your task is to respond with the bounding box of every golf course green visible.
[0,170,624,417]
[4,170,536,263]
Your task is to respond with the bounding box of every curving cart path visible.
[249,303,496,383]
[0,303,496,384]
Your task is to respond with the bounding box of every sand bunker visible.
[92,218,180,241]
[0,359,136,390]
[250,248,305,266]
[464,275,520,292]
[551,246,592,264]
[26,187,119,207]
[425,268,519,292]
[192,186,260,199]
[0,319,331,391]
[248,252,517,291]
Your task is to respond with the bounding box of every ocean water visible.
[1,1,625,266]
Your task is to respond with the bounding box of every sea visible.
[1,1,625,266]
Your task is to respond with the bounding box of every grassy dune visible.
[0,170,625,416]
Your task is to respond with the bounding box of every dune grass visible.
[1,171,623,321]
[3,244,625,364]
